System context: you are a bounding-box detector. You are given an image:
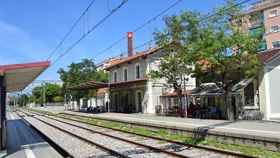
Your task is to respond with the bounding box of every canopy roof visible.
[68,78,148,90]
[0,61,50,92]
[190,82,224,96]
[67,81,108,90]
[231,78,254,93]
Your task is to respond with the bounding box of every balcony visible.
[248,20,263,29]
[247,11,264,29]
[249,26,265,39]
[248,0,280,13]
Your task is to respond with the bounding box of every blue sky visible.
[0,0,229,82]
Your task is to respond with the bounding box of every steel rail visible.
[22,109,257,158]
[21,110,195,158]
[57,112,258,158]
[15,111,74,158]
[17,110,130,158]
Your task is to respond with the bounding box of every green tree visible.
[192,1,260,120]
[31,83,64,104]
[58,58,108,108]
[32,86,43,104]
[150,12,201,116]
[18,94,29,107]
[151,1,261,120]
[45,83,63,102]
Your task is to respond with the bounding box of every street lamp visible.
[183,77,189,117]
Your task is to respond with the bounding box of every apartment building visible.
[243,0,280,50]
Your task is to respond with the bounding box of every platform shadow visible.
[5,119,45,157]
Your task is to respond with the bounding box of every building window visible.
[135,64,140,79]
[123,68,128,81]
[270,25,279,33]
[272,41,280,48]
[113,71,117,82]
[269,10,278,17]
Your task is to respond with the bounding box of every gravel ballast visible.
[35,115,172,158]
[19,113,116,158]
[36,113,237,158]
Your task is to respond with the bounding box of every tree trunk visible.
[176,89,185,117]
[225,91,235,121]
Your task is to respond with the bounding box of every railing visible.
[248,20,263,28]
[248,0,280,12]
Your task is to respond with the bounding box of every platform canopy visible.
[0,61,50,92]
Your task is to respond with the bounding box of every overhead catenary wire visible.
[94,0,183,61]
[124,0,254,54]
[51,0,128,66]
[46,0,97,61]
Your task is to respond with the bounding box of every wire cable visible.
[94,0,183,61]
[126,0,254,54]
[51,0,128,66]
[46,0,97,60]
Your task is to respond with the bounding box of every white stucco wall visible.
[260,56,280,120]
[107,50,196,114]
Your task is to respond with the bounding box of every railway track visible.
[16,111,120,158]
[19,109,257,158]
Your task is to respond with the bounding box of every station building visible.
[67,47,196,114]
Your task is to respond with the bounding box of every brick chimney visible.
[127,32,133,57]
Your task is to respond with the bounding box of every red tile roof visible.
[104,47,159,70]
[257,48,280,64]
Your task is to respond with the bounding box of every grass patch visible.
[25,108,280,158]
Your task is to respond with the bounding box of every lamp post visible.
[107,82,110,113]
[183,77,189,117]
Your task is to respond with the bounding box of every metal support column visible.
[0,76,6,150]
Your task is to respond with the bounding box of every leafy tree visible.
[45,83,63,102]
[58,58,108,108]
[150,12,201,116]
[53,96,64,103]
[18,94,29,107]
[31,83,64,104]
[32,86,43,104]
[151,0,261,120]
[192,1,260,120]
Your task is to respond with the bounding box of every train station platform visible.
[31,106,280,150]
[67,112,280,138]
[4,111,62,158]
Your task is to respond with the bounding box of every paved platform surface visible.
[31,106,280,143]
[5,111,62,158]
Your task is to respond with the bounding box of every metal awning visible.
[0,61,50,92]
[67,81,108,90]
[190,82,224,96]
[68,78,148,90]
[231,78,254,93]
